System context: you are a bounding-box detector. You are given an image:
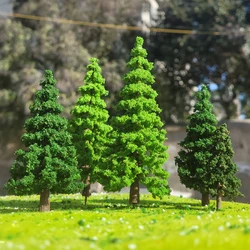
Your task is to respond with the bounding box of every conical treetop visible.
[124,36,154,85]
[40,70,56,87]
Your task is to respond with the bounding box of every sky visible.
[0,0,12,12]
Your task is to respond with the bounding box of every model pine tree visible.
[211,123,242,210]
[97,36,170,204]
[69,58,112,204]
[175,84,217,206]
[5,70,83,212]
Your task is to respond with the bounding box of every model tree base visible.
[201,193,210,206]
[129,178,140,205]
[39,189,50,212]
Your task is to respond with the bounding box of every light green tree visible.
[97,37,170,205]
[69,58,112,204]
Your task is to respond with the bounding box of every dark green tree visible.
[69,58,112,204]
[175,84,217,206]
[97,36,170,205]
[211,123,242,210]
[5,70,83,212]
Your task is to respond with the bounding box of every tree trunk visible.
[39,189,50,212]
[201,193,210,206]
[82,175,91,205]
[129,178,140,206]
[216,184,223,210]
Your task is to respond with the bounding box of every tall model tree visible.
[175,84,217,206]
[211,123,242,210]
[5,70,83,212]
[69,58,112,204]
[97,37,170,204]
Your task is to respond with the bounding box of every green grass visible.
[0,193,250,250]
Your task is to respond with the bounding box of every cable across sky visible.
[0,11,224,36]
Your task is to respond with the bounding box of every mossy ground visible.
[0,193,250,250]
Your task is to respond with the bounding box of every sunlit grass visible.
[0,193,250,250]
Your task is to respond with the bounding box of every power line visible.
[0,11,222,36]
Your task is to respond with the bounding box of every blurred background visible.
[1,0,250,201]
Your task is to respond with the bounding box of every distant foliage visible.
[97,37,170,199]
[5,70,83,195]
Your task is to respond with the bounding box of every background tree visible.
[2,0,250,125]
[175,84,217,206]
[211,123,242,210]
[69,58,112,204]
[148,0,250,123]
[5,70,83,212]
[0,0,144,125]
[96,36,170,205]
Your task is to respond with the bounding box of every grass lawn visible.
[0,193,250,250]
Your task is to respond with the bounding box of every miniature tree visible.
[175,84,218,206]
[211,123,242,210]
[96,36,170,205]
[69,58,112,204]
[5,70,83,212]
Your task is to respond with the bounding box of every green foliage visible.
[5,70,83,195]
[1,0,142,123]
[210,123,242,198]
[175,85,218,195]
[97,37,170,199]
[69,58,112,182]
[1,194,250,249]
[176,85,242,200]
[148,0,249,122]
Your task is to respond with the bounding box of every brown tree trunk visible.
[82,175,91,205]
[129,178,140,206]
[39,189,50,212]
[201,193,210,206]
[216,184,223,210]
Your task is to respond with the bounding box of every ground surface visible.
[0,193,250,250]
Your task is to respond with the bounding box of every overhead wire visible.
[0,11,224,36]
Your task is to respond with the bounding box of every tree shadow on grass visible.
[0,195,210,214]
[0,199,40,213]
[88,196,207,211]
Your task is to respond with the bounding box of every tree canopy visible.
[1,0,250,126]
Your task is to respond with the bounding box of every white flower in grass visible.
[128,243,137,250]
[194,238,200,245]
[44,240,50,246]
[7,242,13,248]
[92,236,98,241]
[138,225,144,230]
[218,226,224,231]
